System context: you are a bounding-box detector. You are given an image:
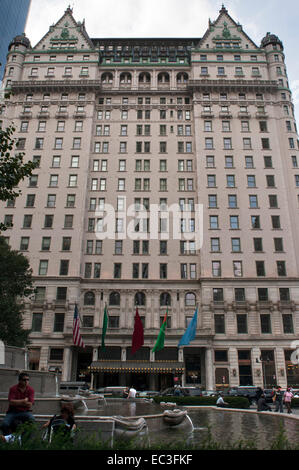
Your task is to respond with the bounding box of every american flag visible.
[73,304,85,348]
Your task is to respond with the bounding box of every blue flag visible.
[178,308,198,347]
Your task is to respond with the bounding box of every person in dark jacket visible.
[273,386,284,413]
[257,394,271,411]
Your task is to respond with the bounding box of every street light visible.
[256,356,270,388]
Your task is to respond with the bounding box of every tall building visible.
[0,0,32,81]
[1,6,299,391]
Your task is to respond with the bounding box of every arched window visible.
[120,72,132,84]
[101,72,113,84]
[139,72,151,83]
[109,291,120,306]
[84,291,95,306]
[177,72,188,83]
[185,292,196,306]
[160,292,171,306]
[135,292,146,306]
[158,72,170,83]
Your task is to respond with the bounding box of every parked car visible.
[201,390,218,397]
[228,386,259,404]
[60,381,89,395]
[95,386,127,397]
[136,390,160,398]
[160,387,202,397]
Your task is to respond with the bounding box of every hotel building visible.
[1,6,299,391]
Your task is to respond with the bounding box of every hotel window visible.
[222,121,230,132]
[274,238,284,252]
[228,194,237,208]
[277,261,287,276]
[280,288,290,301]
[235,67,243,76]
[201,67,208,75]
[282,314,294,334]
[207,175,216,187]
[217,66,225,76]
[233,261,243,277]
[44,215,53,228]
[251,215,260,229]
[212,261,221,277]
[26,194,36,207]
[271,215,281,229]
[75,121,83,132]
[205,138,214,149]
[260,314,271,334]
[258,288,268,301]
[266,175,275,187]
[54,138,63,149]
[59,260,69,276]
[160,264,167,279]
[68,175,77,187]
[214,314,225,334]
[209,215,219,229]
[39,260,48,275]
[230,215,239,229]
[66,194,76,208]
[241,121,249,132]
[71,156,79,168]
[118,179,125,191]
[249,195,258,208]
[20,237,29,251]
[256,261,265,276]
[206,156,215,168]
[253,238,263,252]
[264,156,272,168]
[226,175,235,187]
[35,138,43,149]
[261,138,270,149]
[32,313,43,332]
[211,238,220,252]
[237,315,248,334]
[225,156,233,168]
[223,138,232,149]
[49,175,58,187]
[204,120,212,132]
[29,175,38,187]
[247,175,256,187]
[64,215,73,229]
[243,138,252,150]
[231,238,241,252]
[235,288,246,302]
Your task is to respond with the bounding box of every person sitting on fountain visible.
[127,386,137,399]
[257,393,272,412]
[42,403,76,440]
[216,392,229,408]
[0,372,35,437]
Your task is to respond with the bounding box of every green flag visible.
[152,308,168,353]
[101,304,108,350]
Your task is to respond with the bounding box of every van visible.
[59,381,89,394]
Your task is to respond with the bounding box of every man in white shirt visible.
[216,393,229,408]
[127,386,137,399]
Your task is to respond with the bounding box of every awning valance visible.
[89,361,184,375]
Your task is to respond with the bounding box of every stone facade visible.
[1,6,299,390]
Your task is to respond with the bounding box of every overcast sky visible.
[25,0,299,119]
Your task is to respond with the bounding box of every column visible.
[205,347,214,390]
[62,347,72,381]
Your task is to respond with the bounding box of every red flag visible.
[131,307,144,354]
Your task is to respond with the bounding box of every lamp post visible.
[256,356,270,388]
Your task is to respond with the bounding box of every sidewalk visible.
[250,403,299,417]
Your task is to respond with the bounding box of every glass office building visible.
[0,0,31,80]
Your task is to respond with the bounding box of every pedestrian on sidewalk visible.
[273,386,284,413]
[284,387,294,414]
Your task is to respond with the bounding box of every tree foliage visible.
[0,124,38,230]
[0,236,35,346]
